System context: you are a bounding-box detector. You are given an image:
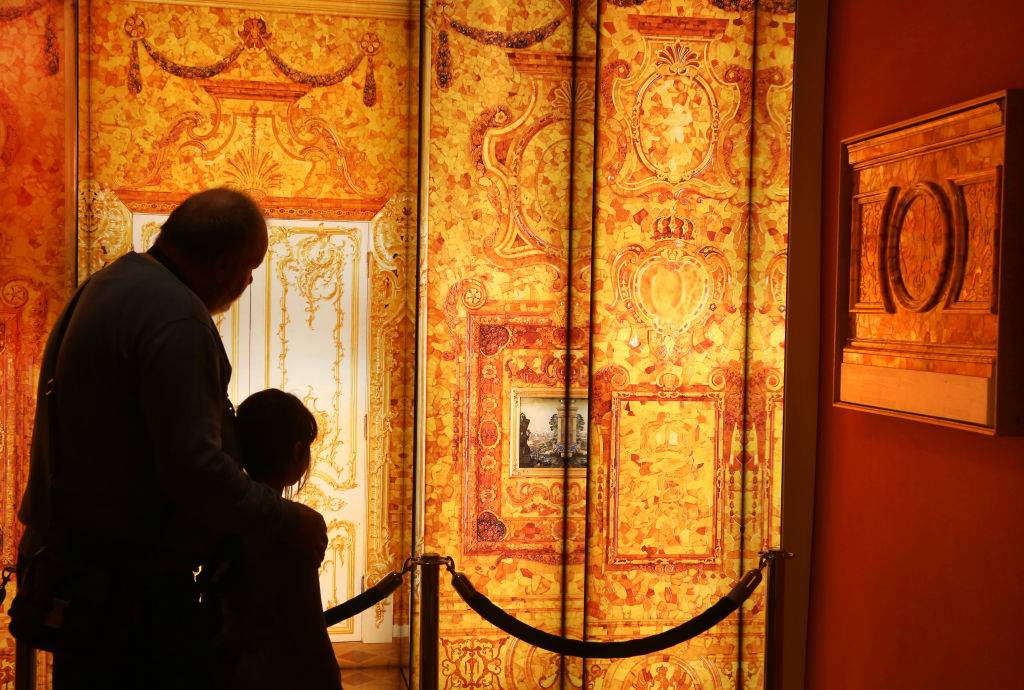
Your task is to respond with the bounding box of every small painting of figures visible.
[511,392,589,472]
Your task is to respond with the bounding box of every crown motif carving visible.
[651,213,695,240]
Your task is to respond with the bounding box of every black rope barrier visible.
[323,569,406,627]
[447,563,763,659]
[323,553,770,662]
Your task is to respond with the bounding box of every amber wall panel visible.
[418,0,793,686]
[585,2,753,685]
[420,0,586,685]
[582,0,792,687]
[0,0,72,684]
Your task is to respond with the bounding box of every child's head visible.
[236,389,317,494]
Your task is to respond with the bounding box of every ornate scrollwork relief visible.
[77,181,133,280]
[760,250,788,321]
[440,637,509,688]
[320,519,357,634]
[504,638,578,689]
[124,89,388,205]
[363,192,415,626]
[270,224,359,488]
[631,44,719,185]
[269,223,364,630]
[470,52,594,281]
[608,654,724,690]
[603,16,740,200]
[370,191,415,273]
[442,276,490,336]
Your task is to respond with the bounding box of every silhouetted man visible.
[17,188,328,689]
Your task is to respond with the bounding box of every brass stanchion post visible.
[419,554,442,690]
[762,550,792,690]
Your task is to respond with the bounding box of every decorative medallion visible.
[603,15,739,200]
[612,214,731,359]
[884,182,955,313]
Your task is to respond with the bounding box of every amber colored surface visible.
[0,0,72,684]
[419,0,793,687]
[581,2,791,687]
[839,95,1010,426]
[1,0,795,688]
[810,0,1024,688]
[419,0,584,683]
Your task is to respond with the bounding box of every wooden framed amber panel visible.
[835,90,1024,434]
[608,390,725,568]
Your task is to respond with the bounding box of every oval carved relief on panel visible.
[885,182,954,312]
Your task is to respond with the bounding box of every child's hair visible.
[235,389,317,494]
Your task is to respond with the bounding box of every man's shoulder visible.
[92,253,211,327]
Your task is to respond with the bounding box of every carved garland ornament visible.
[429,0,563,90]
[124,15,381,106]
[711,0,797,11]
[0,0,59,74]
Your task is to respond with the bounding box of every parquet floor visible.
[334,641,409,690]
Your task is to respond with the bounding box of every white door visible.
[132,213,380,643]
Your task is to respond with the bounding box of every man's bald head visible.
[155,187,267,262]
[152,188,268,314]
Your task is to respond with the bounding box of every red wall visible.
[807,1,1024,688]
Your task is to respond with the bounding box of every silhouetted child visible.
[207,389,342,690]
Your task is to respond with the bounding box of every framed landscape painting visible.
[510,389,589,476]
